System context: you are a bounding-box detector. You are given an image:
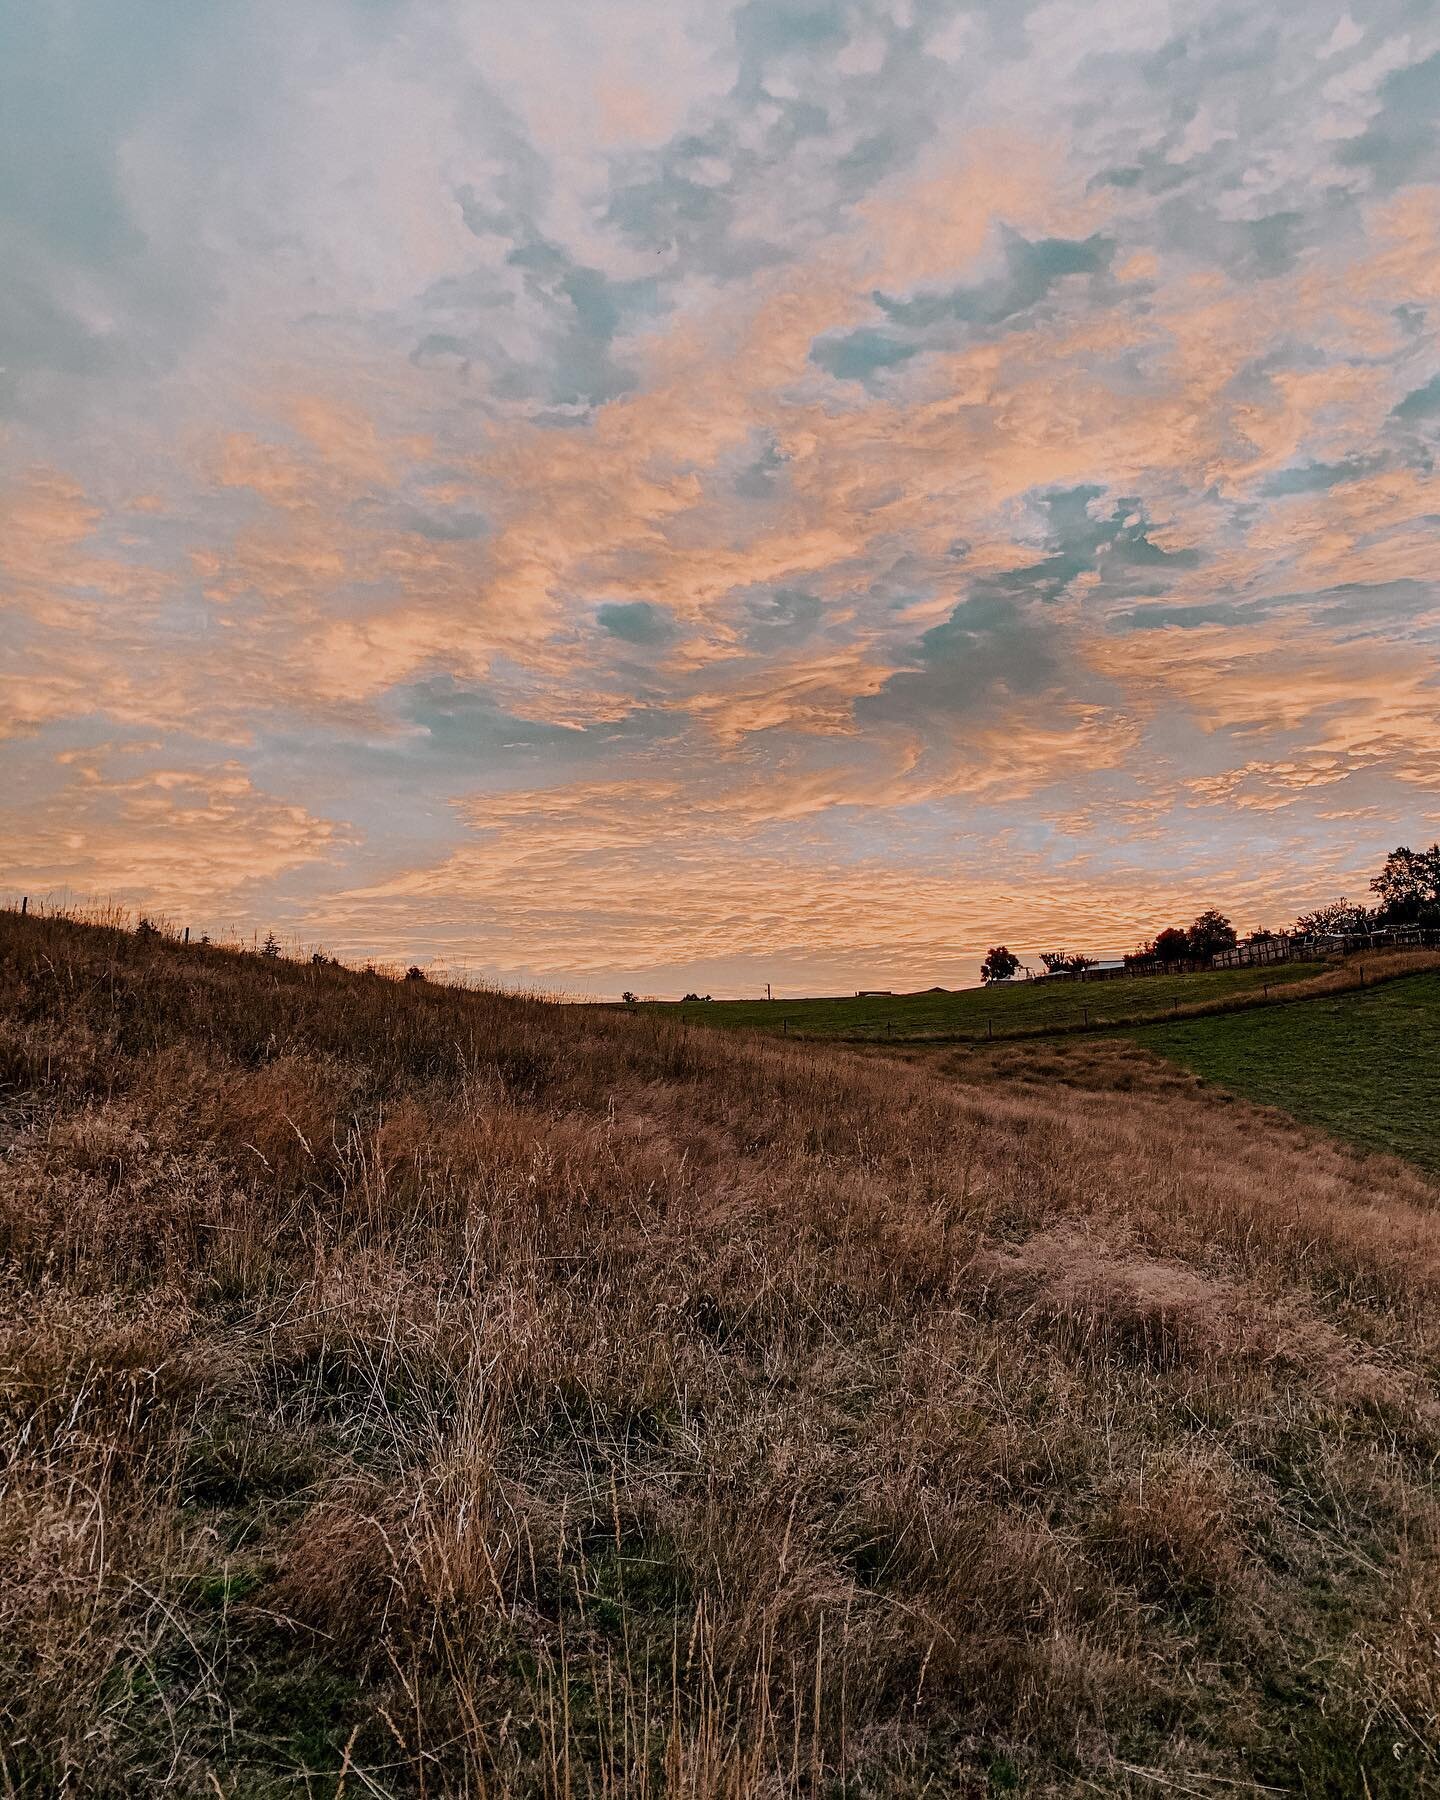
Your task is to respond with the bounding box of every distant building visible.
[1033,957,1127,981]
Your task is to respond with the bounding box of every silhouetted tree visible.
[1295,897,1371,937]
[261,932,282,958]
[1186,909,1237,962]
[1370,844,1440,922]
[1040,950,1097,974]
[405,966,426,982]
[135,917,159,941]
[1150,926,1190,965]
[980,946,1020,984]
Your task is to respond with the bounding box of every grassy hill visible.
[3,908,1440,1795]
[634,954,1405,1043]
[1126,969,1440,1174]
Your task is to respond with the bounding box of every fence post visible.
[184,925,190,945]
[20,896,27,916]
[987,1017,993,1040]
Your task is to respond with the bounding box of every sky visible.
[2,0,1439,997]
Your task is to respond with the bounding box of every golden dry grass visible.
[2,908,1439,1795]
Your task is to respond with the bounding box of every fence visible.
[1213,927,1437,970]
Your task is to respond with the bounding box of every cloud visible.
[313,769,1379,991]
[1,746,345,914]
[2,0,1438,988]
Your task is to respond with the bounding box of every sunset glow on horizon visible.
[4,0,1439,996]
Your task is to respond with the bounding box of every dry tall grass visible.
[2,908,1439,1796]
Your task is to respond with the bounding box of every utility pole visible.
[765,982,772,1001]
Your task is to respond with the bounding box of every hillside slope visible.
[2,911,1440,1795]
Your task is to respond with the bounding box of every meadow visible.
[1126,970,1440,1174]
[3,907,1440,1795]
[636,957,1362,1042]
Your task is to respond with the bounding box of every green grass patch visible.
[1124,972,1440,1173]
[637,961,1320,1043]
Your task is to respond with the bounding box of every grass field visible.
[636,955,1391,1042]
[5,908,1440,1794]
[1127,970,1440,1174]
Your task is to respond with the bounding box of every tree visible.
[1151,926,1190,965]
[1040,949,1096,974]
[261,932,282,959]
[1186,909,1236,962]
[1295,897,1370,937]
[405,965,427,982]
[1370,844,1440,921]
[621,991,637,1005]
[980,946,1020,984]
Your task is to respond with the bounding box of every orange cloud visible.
[1,752,346,911]
[314,774,1365,987]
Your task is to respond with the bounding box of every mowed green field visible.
[1127,971,1440,1173]
[641,959,1320,1042]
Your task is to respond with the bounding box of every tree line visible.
[980,842,1440,985]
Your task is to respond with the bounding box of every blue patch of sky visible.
[810,326,918,382]
[1393,372,1440,422]
[1259,454,1388,496]
[812,232,1117,385]
[1336,50,1440,189]
[596,601,676,645]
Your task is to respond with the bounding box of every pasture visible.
[636,953,1407,1043]
[1128,969,1440,1173]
